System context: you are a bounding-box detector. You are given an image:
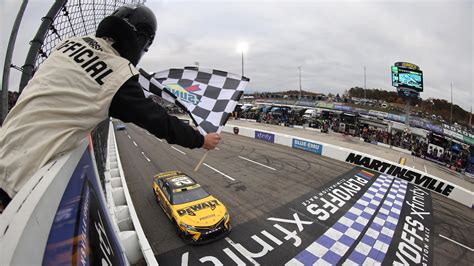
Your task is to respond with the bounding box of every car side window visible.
[157,179,164,188]
[162,183,171,201]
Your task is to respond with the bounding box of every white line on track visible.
[133,141,137,147]
[204,163,235,181]
[215,147,220,150]
[424,165,428,173]
[146,131,151,136]
[171,146,186,155]
[141,152,151,162]
[238,156,276,171]
[156,138,163,143]
[439,234,474,251]
[181,252,189,265]
[127,135,131,139]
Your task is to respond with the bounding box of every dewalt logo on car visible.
[177,199,220,216]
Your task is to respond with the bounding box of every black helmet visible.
[96,4,157,65]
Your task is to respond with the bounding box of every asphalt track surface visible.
[114,122,474,265]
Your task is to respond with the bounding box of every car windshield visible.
[172,187,210,205]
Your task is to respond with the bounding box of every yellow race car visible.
[152,171,231,243]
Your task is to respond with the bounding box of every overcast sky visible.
[1,0,472,111]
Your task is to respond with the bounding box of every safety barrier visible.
[0,138,133,264]
[224,124,474,208]
[0,141,89,265]
[0,121,158,265]
[105,120,158,265]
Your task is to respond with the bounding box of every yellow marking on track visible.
[398,157,407,165]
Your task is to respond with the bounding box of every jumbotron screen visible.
[391,66,423,92]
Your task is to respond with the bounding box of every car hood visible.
[173,196,226,227]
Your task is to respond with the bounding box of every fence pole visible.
[18,0,67,94]
[1,0,29,124]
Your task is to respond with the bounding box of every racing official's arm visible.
[109,75,220,150]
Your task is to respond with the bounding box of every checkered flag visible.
[139,67,249,135]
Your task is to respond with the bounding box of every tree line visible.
[347,87,471,127]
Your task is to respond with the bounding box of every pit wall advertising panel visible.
[292,138,323,155]
[255,130,275,143]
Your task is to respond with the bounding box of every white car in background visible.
[303,109,317,120]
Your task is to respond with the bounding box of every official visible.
[0,4,220,211]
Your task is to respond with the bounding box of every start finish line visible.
[156,168,434,265]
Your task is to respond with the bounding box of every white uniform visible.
[0,36,137,197]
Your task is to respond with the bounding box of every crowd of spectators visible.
[149,94,185,114]
[231,105,473,175]
[361,127,391,144]
[354,127,470,173]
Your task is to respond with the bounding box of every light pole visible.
[450,82,453,126]
[449,82,454,149]
[236,42,248,77]
[429,99,434,115]
[363,66,367,101]
[241,51,244,77]
[298,66,302,100]
[470,89,473,129]
[194,61,199,68]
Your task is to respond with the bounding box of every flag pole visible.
[194,150,209,172]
